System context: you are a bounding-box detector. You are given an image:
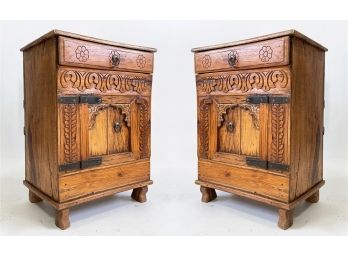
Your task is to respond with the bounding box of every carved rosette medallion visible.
[75,46,89,62]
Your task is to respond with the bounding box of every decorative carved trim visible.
[240,104,260,129]
[139,99,150,158]
[216,104,260,130]
[62,104,78,163]
[199,99,210,158]
[88,104,131,130]
[59,69,152,93]
[197,69,289,93]
[271,104,285,163]
[217,104,238,127]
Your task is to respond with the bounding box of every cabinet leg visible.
[306,190,319,203]
[55,209,70,230]
[278,209,293,230]
[200,186,217,203]
[131,186,148,203]
[29,190,42,203]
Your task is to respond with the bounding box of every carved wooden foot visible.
[55,209,70,230]
[306,190,319,203]
[278,209,293,230]
[200,186,217,203]
[131,186,148,203]
[29,190,42,203]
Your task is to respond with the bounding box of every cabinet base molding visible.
[196,179,324,229]
[24,180,153,229]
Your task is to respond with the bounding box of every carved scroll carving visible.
[270,104,285,163]
[59,69,152,93]
[62,104,78,163]
[199,99,210,158]
[216,104,260,130]
[138,99,150,159]
[88,104,131,130]
[197,69,289,93]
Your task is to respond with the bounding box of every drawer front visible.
[195,37,289,73]
[59,161,150,201]
[198,160,289,202]
[59,37,154,73]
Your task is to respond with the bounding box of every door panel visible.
[240,105,260,156]
[86,99,135,166]
[107,106,130,154]
[88,106,108,156]
[218,106,240,154]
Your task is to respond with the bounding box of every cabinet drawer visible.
[59,36,154,73]
[194,37,289,73]
[59,161,150,201]
[198,160,289,202]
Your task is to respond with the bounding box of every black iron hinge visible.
[59,157,102,172]
[58,95,102,104]
[246,95,290,104]
[246,157,289,172]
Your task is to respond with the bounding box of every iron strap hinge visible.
[246,157,289,172]
[246,95,290,104]
[59,157,102,172]
[58,95,102,104]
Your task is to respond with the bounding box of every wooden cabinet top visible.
[191,29,328,53]
[20,29,157,53]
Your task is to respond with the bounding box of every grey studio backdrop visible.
[0,21,347,235]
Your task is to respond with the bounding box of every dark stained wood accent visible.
[191,29,327,52]
[55,209,70,230]
[21,29,157,53]
[131,186,149,203]
[23,37,59,201]
[59,37,154,73]
[200,186,217,203]
[194,37,289,73]
[194,31,326,229]
[29,191,42,203]
[289,37,325,201]
[22,31,154,229]
[278,209,293,230]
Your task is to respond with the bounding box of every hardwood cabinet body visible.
[192,30,327,229]
[21,30,156,229]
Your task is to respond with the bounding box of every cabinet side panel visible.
[23,37,59,200]
[289,37,325,201]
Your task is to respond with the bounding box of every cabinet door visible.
[198,95,289,171]
[58,95,150,172]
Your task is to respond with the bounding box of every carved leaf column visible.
[58,103,80,167]
[268,102,289,166]
[198,99,211,158]
[138,99,150,159]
